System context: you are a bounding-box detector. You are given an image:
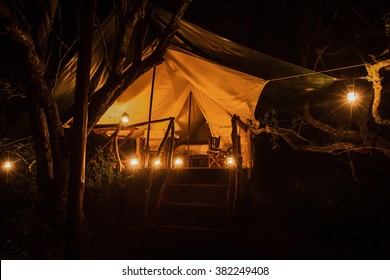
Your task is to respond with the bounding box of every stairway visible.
[147,168,235,256]
[151,168,234,231]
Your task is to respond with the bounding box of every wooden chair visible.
[207,136,223,167]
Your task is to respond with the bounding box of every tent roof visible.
[156,8,331,82]
[153,8,336,112]
[95,48,266,146]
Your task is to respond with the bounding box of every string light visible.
[3,161,12,170]
[226,157,235,167]
[347,91,358,103]
[174,157,183,168]
[268,63,366,82]
[129,158,139,167]
[153,158,161,167]
[346,84,358,104]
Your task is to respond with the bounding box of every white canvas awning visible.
[98,49,266,144]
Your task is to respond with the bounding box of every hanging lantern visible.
[346,84,358,104]
[121,113,130,124]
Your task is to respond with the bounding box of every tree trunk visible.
[28,104,55,224]
[0,1,68,230]
[65,0,95,259]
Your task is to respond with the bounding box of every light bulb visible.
[174,157,183,167]
[347,91,358,104]
[3,161,12,170]
[121,113,129,124]
[129,158,139,167]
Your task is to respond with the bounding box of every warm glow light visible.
[129,158,139,167]
[153,158,161,167]
[3,161,12,170]
[347,91,358,104]
[174,157,183,168]
[226,157,235,167]
[121,113,129,124]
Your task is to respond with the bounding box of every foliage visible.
[259,109,278,128]
[0,140,65,259]
[0,204,64,259]
[0,139,35,192]
[249,110,280,149]
[384,12,390,37]
[288,152,390,224]
[85,147,123,204]
[0,71,27,136]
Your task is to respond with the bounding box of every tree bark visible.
[1,0,67,229]
[29,104,56,223]
[365,58,390,126]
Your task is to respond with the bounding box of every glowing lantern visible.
[153,158,161,167]
[226,157,235,167]
[129,158,139,167]
[3,161,12,170]
[174,157,183,168]
[347,91,358,104]
[121,113,129,124]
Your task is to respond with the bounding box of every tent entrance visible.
[174,91,213,167]
[92,112,252,171]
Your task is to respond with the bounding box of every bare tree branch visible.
[279,127,313,144]
[87,0,192,134]
[147,0,192,59]
[50,36,79,96]
[34,0,59,59]
[343,0,384,36]
[0,0,30,35]
[133,2,156,65]
[365,57,390,126]
[96,14,111,72]
[1,2,63,133]
[251,124,390,158]
[113,0,148,76]
[303,103,362,140]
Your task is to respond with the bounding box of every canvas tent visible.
[17,6,336,168]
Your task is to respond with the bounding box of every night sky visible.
[178,0,389,70]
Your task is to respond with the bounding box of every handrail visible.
[88,122,121,165]
[94,117,174,129]
[155,118,174,158]
[232,114,248,132]
[145,167,174,228]
[228,114,246,229]
[144,117,175,169]
[168,122,175,168]
[226,166,242,231]
[144,119,175,225]
[91,117,175,169]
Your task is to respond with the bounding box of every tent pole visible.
[187,91,192,166]
[145,66,156,167]
[168,121,175,168]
